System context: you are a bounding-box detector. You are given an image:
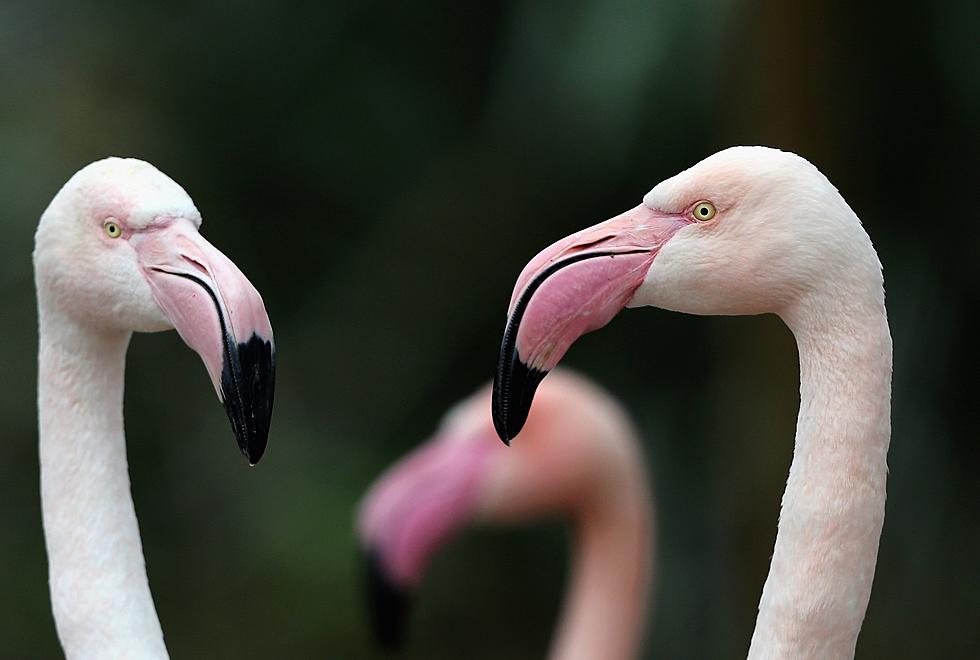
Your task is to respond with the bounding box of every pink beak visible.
[492,204,688,443]
[133,219,275,464]
[357,427,497,648]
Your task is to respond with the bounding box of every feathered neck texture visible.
[37,302,169,659]
[550,437,654,660]
[748,280,892,659]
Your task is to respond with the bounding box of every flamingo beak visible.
[134,219,276,465]
[357,430,496,648]
[492,204,688,443]
[363,547,413,649]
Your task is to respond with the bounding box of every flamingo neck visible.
[37,306,168,659]
[550,453,653,660]
[749,287,892,659]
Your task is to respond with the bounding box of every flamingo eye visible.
[692,201,716,222]
[104,220,122,238]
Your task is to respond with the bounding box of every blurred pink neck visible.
[37,306,168,659]
[550,458,653,660]
[749,291,891,659]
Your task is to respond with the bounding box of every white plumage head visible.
[34,157,202,332]
[35,157,276,462]
[492,146,885,441]
[633,146,881,318]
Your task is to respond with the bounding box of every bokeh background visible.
[1,0,977,657]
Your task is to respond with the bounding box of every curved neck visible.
[550,458,653,660]
[749,289,892,659]
[37,305,168,659]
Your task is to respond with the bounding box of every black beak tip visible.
[490,395,513,446]
[364,547,413,650]
[226,409,268,466]
[243,435,267,466]
[492,349,548,445]
[221,334,276,466]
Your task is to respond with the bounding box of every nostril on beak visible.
[560,234,617,257]
[180,255,210,277]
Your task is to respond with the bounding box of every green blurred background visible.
[1,0,977,657]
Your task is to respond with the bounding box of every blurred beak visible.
[492,204,687,443]
[364,547,413,649]
[357,429,497,649]
[135,220,276,465]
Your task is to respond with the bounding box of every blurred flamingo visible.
[358,370,653,660]
[492,146,892,659]
[34,159,275,658]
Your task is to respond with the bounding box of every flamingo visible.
[492,146,892,659]
[358,370,653,660]
[34,158,276,658]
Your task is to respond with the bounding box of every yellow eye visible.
[104,220,122,238]
[692,201,716,222]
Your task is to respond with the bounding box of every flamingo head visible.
[493,146,879,442]
[357,371,638,648]
[34,157,276,464]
